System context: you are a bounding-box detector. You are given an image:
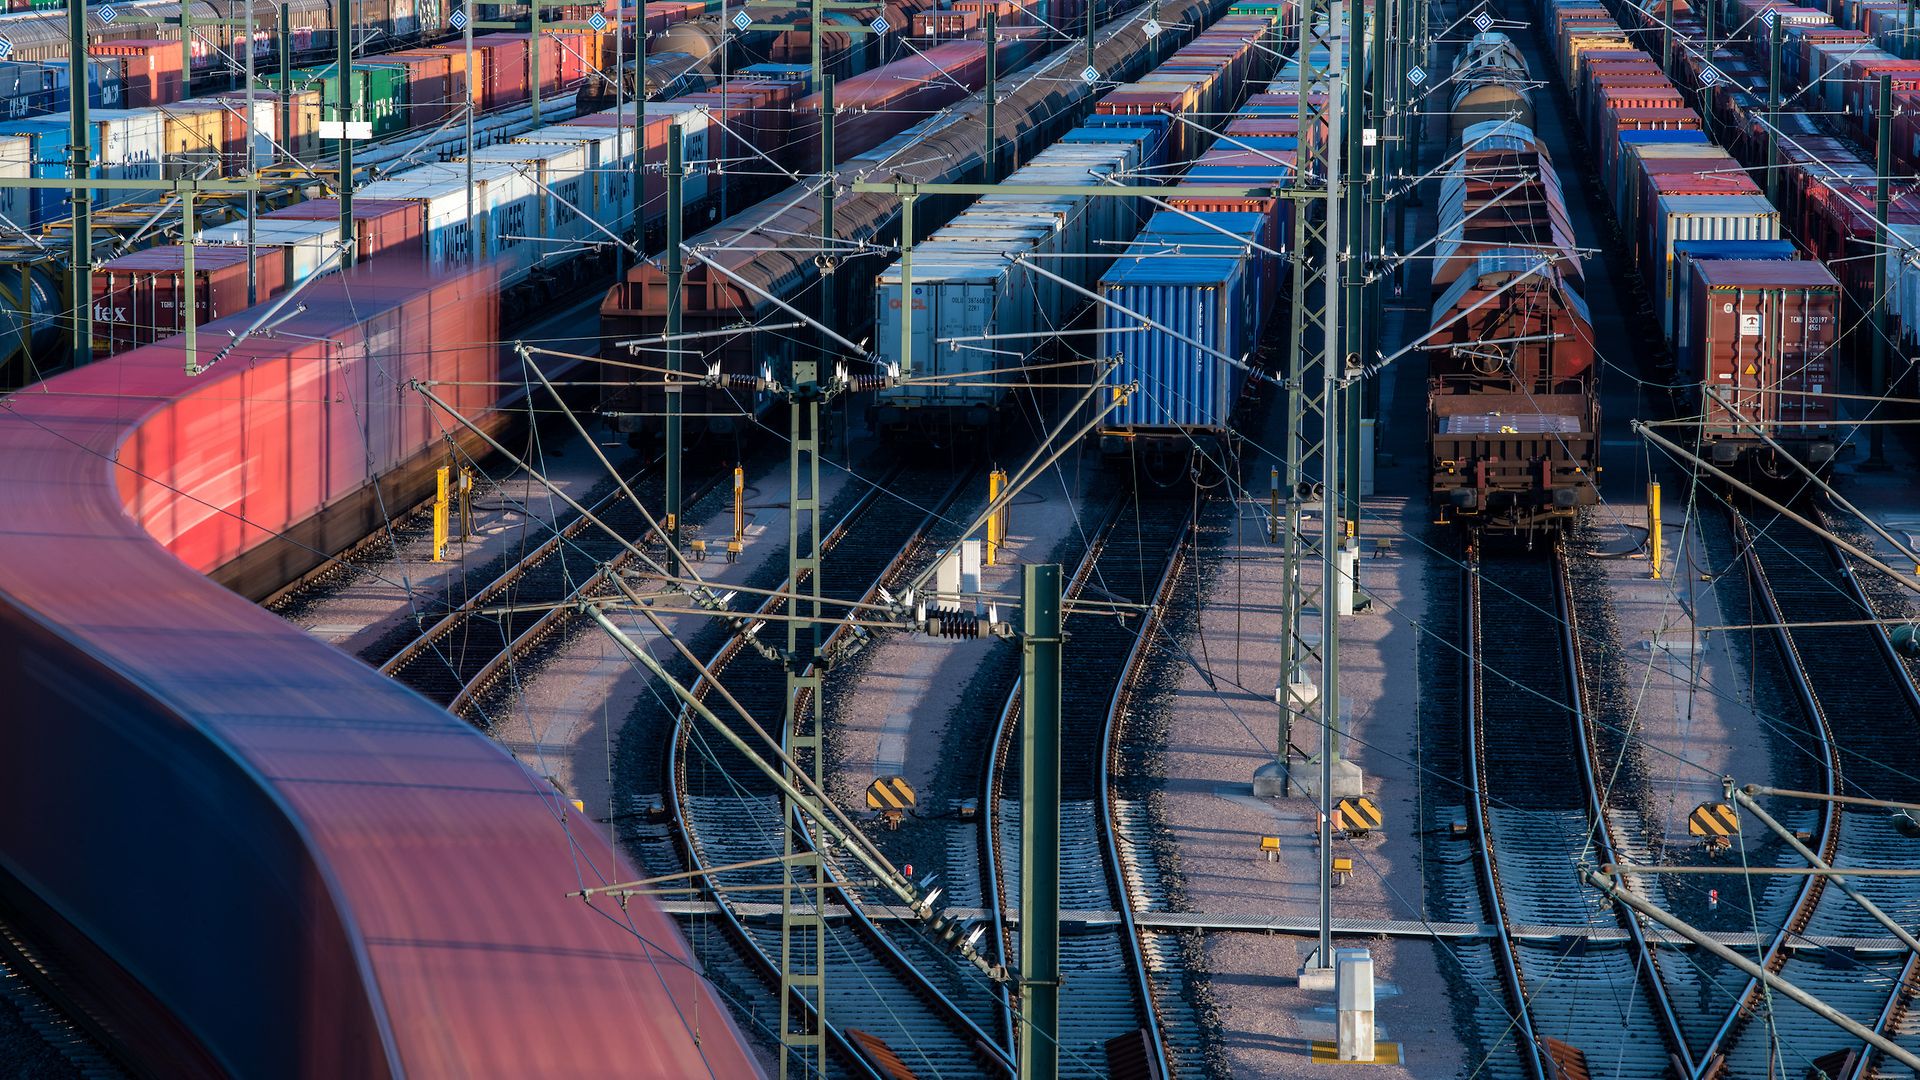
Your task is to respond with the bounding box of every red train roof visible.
[0,261,764,1078]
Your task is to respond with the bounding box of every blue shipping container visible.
[1100,210,1268,432]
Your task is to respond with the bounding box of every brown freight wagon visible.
[1683,258,1844,465]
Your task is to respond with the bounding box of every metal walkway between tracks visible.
[659,903,1908,952]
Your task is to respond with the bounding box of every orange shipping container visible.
[88,39,185,107]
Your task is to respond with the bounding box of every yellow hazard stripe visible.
[867,781,914,811]
[1339,799,1383,828]
[1689,806,1737,836]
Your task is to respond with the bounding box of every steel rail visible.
[1696,510,1845,1077]
[1802,498,1920,1080]
[1461,550,1548,1080]
[666,464,1013,1078]
[983,487,1192,1076]
[1096,493,1198,1080]
[1556,549,1696,1076]
[440,465,731,717]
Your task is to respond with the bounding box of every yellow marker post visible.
[458,467,475,541]
[432,466,450,563]
[1270,468,1280,544]
[1649,481,1663,580]
[728,465,745,563]
[987,469,1006,566]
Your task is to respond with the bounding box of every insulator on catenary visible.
[844,374,894,393]
[714,374,769,390]
[927,607,980,639]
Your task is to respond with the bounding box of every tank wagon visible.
[1450,29,1536,139]
[1426,41,1600,533]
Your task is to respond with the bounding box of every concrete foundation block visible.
[1253,760,1288,797]
[1290,755,1365,801]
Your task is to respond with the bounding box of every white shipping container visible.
[198,218,344,281]
[404,161,543,282]
[514,123,637,233]
[36,109,164,210]
[351,173,484,268]
[0,134,29,230]
[466,141,593,239]
[1651,193,1781,310]
[645,101,712,207]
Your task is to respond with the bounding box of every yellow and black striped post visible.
[865,776,916,829]
[1335,796,1382,837]
[1689,801,1738,855]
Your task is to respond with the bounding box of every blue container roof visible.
[1673,239,1797,258]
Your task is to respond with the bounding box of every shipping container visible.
[90,245,293,355]
[0,132,28,228]
[86,39,183,107]
[1670,239,1799,369]
[196,217,346,282]
[1099,211,1268,433]
[1648,192,1782,313]
[266,197,427,262]
[466,139,593,239]
[1686,258,1842,460]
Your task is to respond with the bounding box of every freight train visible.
[1450,26,1536,136]
[1426,34,1600,532]
[0,254,768,1077]
[596,0,1231,447]
[1537,0,1849,468]
[863,7,1285,440]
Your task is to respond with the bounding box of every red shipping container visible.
[91,246,292,356]
[1099,87,1205,160]
[1611,106,1705,129]
[363,52,458,130]
[1687,259,1841,447]
[1842,56,1920,129]
[266,198,426,263]
[914,9,982,34]
[469,34,532,111]
[89,39,185,108]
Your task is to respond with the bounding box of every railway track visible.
[984,483,1197,1078]
[1699,504,1920,1079]
[1463,544,1691,1080]
[667,461,1014,1079]
[373,458,725,719]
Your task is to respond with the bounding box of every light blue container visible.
[1099,211,1265,432]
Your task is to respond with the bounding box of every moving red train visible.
[0,257,764,1076]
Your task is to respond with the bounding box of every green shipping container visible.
[265,64,410,139]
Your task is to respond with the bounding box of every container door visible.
[954,281,993,405]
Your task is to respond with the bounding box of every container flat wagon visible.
[865,7,1284,438]
[596,0,1240,448]
[1091,1,1331,460]
[1535,0,1847,467]
[0,256,767,1079]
